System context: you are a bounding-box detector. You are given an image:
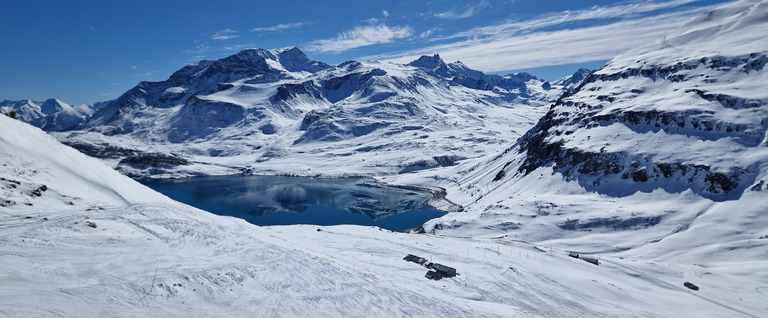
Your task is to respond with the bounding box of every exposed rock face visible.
[408,53,544,94]
[118,153,190,168]
[491,0,768,201]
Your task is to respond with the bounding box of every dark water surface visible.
[141,175,445,232]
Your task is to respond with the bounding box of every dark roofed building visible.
[431,264,457,277]
[425,270,442,280]
[403,254,427,265]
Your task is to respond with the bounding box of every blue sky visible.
[0,0,732,105]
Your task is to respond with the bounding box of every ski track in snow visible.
[3,203,763,317]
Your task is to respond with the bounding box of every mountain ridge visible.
[0,98,93,131]
[48,47,575,178]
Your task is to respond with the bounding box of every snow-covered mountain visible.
[383,0,768,312]
[3,83,764,317]
[0,98,93,131]
[52,47,568,178]
[405,0,768,235]
[408,54,545,94]
[552,68,593,93]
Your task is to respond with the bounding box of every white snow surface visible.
[3,1,768,316]
[382,1,768,315]
[2,114,766,317]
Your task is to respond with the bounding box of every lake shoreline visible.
[139,174,447,232]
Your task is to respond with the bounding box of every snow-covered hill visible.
[3,97,764,317]
[400,0,768,239]
[1,98,93,131]
[383,0,768,313]
[51,47,566,178]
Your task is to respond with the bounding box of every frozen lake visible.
[141,175,445,232]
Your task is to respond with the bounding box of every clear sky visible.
[0,0,732,105]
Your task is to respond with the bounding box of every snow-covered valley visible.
[41,48,567,179]
[2,110,764,316]
[2,0,768,316]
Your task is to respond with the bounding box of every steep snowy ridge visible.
[552,68,593,93]
[54,48,564,177]
[505,0,768,200]
[0,115,171,210]
[83,47,328,134]
[409,54,546,97]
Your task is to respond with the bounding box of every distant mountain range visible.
[9,47,588,178]
[0,99,104,132]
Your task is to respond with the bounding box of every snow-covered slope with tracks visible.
[2,112,765,317]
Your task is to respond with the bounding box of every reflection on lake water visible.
[141,175,445,232]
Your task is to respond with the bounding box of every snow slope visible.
[3,1,767,316]
[2,114,765,317]
[382,0,768,314]
[52,48,564,178]
[0,113,170,210]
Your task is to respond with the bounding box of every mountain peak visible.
[40,98,71,115]
[554,68,593,89]
[227,48,277,63]
[274,46,330,73]
[502,0,768,200]
[408,54,447,69]
[275,46,302,54]
[218,47,328,73]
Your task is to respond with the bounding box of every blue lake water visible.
[140,175,445,232]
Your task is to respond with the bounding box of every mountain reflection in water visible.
[141,175,445,232]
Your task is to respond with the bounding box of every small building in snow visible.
[403,254,427,265]
[431,263,457,277]
[425,270,442,280]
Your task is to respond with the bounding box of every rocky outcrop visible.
[494,48,768,200]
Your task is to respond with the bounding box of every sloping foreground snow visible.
[0,114,171,210]
[3,204,764,317]
[2,97,764,317]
